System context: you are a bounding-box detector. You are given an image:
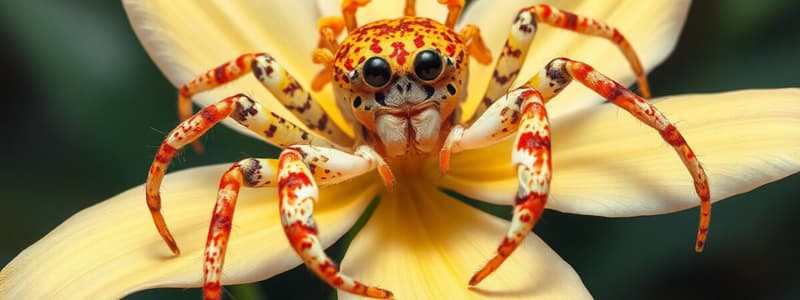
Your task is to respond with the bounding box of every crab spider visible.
[146,1,710,299]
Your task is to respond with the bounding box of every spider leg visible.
[471,89,551,286]
[439,84,551,286]
[403,0,463,26]
[178,53,352,148]
[203,146,389,300]
[311,17,345,91]
[203,158,275,300]
[316,17,345,52]
[472,4,650,121]
[458,24,492,65]
[530,58,710,250]
[440,87,539,173]
[440,85,551,286]
[437,0,464,28]
[404,0,416,16]
[278,149,393,299]
[341,0,371,33]
[148,94,337,254]
[464,57,710,285]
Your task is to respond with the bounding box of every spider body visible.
[145,1,711,299]
[332,17,468,158]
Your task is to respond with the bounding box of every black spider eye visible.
[363,57,392,88]
[414,50,443,81]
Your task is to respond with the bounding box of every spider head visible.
[331,17,469,157]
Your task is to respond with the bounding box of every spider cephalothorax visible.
[331,17,469,157]
[145,1,710,299]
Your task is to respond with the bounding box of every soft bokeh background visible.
[1,1,798,299]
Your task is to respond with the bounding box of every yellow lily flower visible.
[2,0,799,299]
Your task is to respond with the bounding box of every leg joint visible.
[238,158,275,187]
[544,57,573,93]
[230,94,258,122]
[251,53,276,82]
[514,7,539,34]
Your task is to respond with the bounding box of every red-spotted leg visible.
[472,4,650,121]
[440,87,544,173]
[472,88,551,285]
[440,86,552,285]
[452,57,709,285]
[532,58,710,251]
[177,53,352,150]
[278,149,393,299]
[147,94,337,254]
[441,57,710,284]
[203,158,275,300]
[203,145,392,300]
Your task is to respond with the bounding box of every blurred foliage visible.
[0,1,798,299]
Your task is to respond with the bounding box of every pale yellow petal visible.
[460,0,691,120]
[123,0,348,139]
[0,164,379,299]
[438,89,800,217]
[339,181,590,299]
[316,0,447,23]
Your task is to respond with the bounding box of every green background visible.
[0,1,798,299]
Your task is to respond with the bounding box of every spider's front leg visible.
[440,86,551,285]
[202,144,393,300]
[177,52,352,150]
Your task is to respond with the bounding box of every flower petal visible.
[439,89,800,217]
[459,0,690,120]
[0,164,379,299]
[316,0,447,24]
[339,181,590,299]
[123,0,347,139]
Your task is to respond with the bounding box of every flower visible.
[1,0,798,299]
